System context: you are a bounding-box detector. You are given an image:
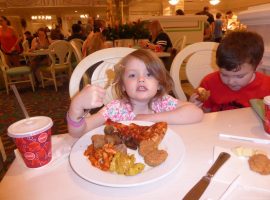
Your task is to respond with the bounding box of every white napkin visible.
[213,146,270,191]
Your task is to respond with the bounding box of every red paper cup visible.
[8,116,53,168]
[263,96,270,135]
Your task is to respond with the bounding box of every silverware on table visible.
[182,152,230,200]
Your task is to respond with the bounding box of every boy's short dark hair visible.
[216,31,264,71]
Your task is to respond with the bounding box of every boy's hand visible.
[189,93,203,108]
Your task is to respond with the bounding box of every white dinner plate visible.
[69,121,185,187]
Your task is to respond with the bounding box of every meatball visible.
[144,149,168,167]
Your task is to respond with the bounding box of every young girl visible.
[67,49,203,138]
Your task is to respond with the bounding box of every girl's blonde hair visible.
[113,49,174,101]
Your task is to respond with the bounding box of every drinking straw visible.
[11,84,30,118]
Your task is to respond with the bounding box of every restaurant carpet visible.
[0,82,70,176]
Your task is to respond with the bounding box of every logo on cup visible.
[38,132,48,143]
[24,152,36,160]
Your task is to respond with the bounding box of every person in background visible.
[85,16,94,36]
[0,16,22,66]
[67,23,86,41]
[196,6,215,40]
[176,9,185,15]
[24,31,34,49]
[50,25,64,40]
[82,19,107,57]
[196,6,215,28]
[213,12,223,43]
[140,20,172,52]
[29,27,53,86]
[225,10,237,32]
[67,49,203,137]
[189,31,270,112]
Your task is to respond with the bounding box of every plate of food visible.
[69,120,185,187]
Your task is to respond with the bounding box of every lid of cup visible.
[264,96,270,105]
[8,116,53,138]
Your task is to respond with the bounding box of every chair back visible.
[49,40,73,68]
[69,47,136,104]
[0,50,9,72]
[170,42,219,101]
[173,35,187,53]
[70,39,83,64]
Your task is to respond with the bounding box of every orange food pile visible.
[84,143,116,171]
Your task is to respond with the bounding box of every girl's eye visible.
[146,72,152,77]
[128,74,135,78]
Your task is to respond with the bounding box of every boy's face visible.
[219,63,255,91]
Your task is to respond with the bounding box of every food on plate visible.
[139,140,158,157]
[144,149,168,167]
[232,146,255,157]
[84,143,116,171]
[196,87,210,102]
[85,121,169,175]
[110,152,145,176]
[248,154,270,175]
[91,134,105,149]
[105,119,167,149]
[232,146,267,157]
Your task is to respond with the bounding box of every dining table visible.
[0,107,270,200]
[23,49,52,57]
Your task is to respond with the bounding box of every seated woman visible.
[140,20,172,52]
[29,27,53,86]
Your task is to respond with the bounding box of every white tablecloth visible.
[1,108,270,200]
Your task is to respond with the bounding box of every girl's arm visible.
[67,84,106,138]
[135,101,203,124]
[67,112,105,138]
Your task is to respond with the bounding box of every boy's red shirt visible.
[201,71,270,112]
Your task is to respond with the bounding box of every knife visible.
[182,152,230,200]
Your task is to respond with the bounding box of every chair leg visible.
[52,72,58,92]
[40,71,45,88]
[29,74,35,92]
[3,74,9,95]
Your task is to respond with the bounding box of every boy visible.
[190,31,270,112]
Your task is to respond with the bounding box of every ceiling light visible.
[168,0,180,6]
[209,0,220,5]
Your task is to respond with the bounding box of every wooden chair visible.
[170,42,219,101]
[0,50,35,94]
[69,47,136,105]
[39,40,73,91]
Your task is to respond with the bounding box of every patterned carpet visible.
[0,82,70,169]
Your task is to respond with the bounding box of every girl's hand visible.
[69,84,106,117]
[189,93,203,108]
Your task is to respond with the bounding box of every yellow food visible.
[110,152,145,176]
